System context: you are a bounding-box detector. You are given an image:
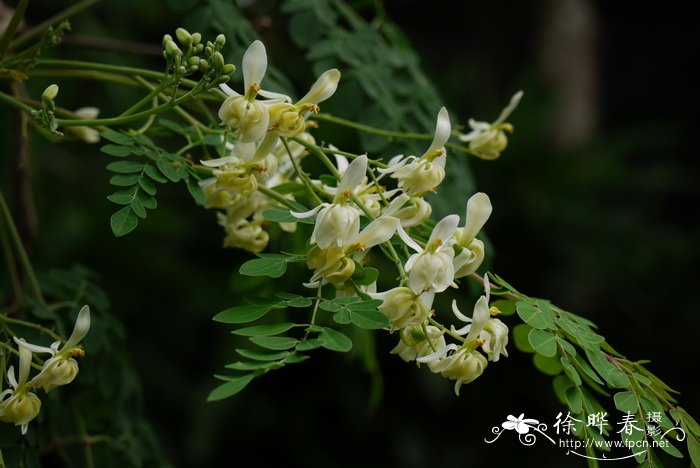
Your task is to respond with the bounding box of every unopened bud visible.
[175,28,192,46]
[42,84,59,101]
[162,34,173,47]
[198,59,209,71]
[191,32,202,45]
[215,34,226,47]
[165,40,181,56]
[188,56,200,66]
[222,64,235,75]
[212,51,225,69]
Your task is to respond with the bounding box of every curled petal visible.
[13,336,54,356]
[200,156,238,168]
[466,296,490,342]
[336,155,367,198]
[424,107,451,156]
[219,83,241,97]
[396,224,423,253]
[352,216,398,249]
[242,40,267,91]
[63,305,91,351]
[494,90,524,125]
[428,214,460,247]
[17,341,33,386]
[257,89,292,103]
[290,203,327,219]
[297,69,341,105]
[461,192,492,243]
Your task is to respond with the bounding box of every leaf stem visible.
[0,315,63,342]
[0,190,45,305]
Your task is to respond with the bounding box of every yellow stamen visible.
[70,348,85,358]
[489,306,501,316]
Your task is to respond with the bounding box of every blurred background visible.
[1,0,698,466]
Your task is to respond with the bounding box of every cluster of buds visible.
[30,84,61,134]
[0,306,90,434]
[162,28,235,85]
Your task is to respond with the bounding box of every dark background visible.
[1,0,698,466]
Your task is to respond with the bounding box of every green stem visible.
[317,145,388,168]
[8,0,101,52]
[292,135,340,178]
[0,315,63,342]
[0,211,23,305]
[281,137,324,205]
[0,89,35,114]
[0,0,29,59]
[34,59,201,88]
[55,86,210,127]
[428,317,466,343]
[303,288,323,340]
[119,80,170,117]
[257,186,298,210]
[0,342,44,370]
[0,191,45,305]
[27,69,140,87]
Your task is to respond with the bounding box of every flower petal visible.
[352,216,398,249]
[424,107,451,156]
[494,90,524,125]
[242,40,267,91]
[17,340,33,386]
[13,336,54,355]
[63,305,91,351]
[297,69,341,105]
[466,296,489,342]
[461,192,492,242]
[219,83,241,97]
[336,155,367,197]
[428,214,460,247]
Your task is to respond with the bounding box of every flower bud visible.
[175,28,192,46]
[222,64,236,75]
[216,34,226,47]
[375,287,431,329]
[165,39,181,57]
[41,84,59,102]
[212,51,225,69]
[191,32,202,45]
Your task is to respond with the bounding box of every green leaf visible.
[533,353,563,376]
[110,174,139,187]
[552,375,573,405]
[130,198,146,219]
[249,336,298,350]
[687,428,700,466]
[613,391,639,413]
[276,293,312,308]
[528,329,557,357]
[110,206,138,237]
[144,164,168,183]
[491,299,515,316]
[555,337,577,356]
[187,178,205,205]
[512,323,534,353]
[225,361,282,371]
[236,349,289,361]
[157,159,182,182]
[240,257,288,278]
[349,307,389,329]
[319,327,352,352]
[232,323,295,337]
[107,190,135,205]
[213,302,279,324]
[283,353,309,364]
[516,302,554,329]
[352,263,379,286]
[565,387,583,413]
[333,309,351,324]
[571,352,605,385]
[296,338,324,351]
[585,347,631,389]
[560,357,582,386]
[107,161,144,173]
[207,375,254,401]
[138,176,157,196]
[100,130,133,145]
[101,144,133,157]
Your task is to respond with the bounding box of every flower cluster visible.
[203,40,341,252]
[207,39,518,394]
[0,305,90,434]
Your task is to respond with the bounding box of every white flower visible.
[372,287,434,329]
[17,305,91,393]
[458,91,523,160]
[218,41,290,142]
[391,325,445,364]
[380,107,451,196]
[399,214,459,293]
[417,342,488,395]
[451,280,509,362]
[0,340,41,434]
[67,107,100,143]
[382,193,432,228]
[292,155,368,249]
[306,216,399,287]
[453,192,492,278]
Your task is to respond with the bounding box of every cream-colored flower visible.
[399,214,459,293]
[391,325,445,364]
[453,192,492,278]
[218,41,290,142]
[379,107,451,196]
[0,341,41,435]
[16,305,91,393]
[67,107,100,143]
[458,91,523,160]
[372,287,434,329]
